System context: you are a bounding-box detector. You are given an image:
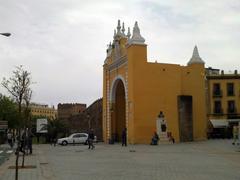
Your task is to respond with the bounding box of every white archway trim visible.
[109,75,128,103]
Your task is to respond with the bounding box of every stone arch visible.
[109,75,127,142]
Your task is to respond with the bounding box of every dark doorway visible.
[111,80,126,142]
[178,96,193,142]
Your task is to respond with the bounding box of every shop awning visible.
[210,119,228,128]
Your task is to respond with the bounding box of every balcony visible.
[212,90,222,98]
[227,108,237,114]
[213,108,223,115]
[227,92,235,96]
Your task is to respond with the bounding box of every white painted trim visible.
[109,75,127,103]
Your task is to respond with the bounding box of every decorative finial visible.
[127,27,131,39]
[187,45,205,65]
[128,21,145,45]
[122,22,125,35]
[117,20,121,34]
[113,29,116,39]
[192,46,200,58]
[106,41,113,58]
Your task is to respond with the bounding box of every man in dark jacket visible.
[121,128,127,146]
[88,129,95,149]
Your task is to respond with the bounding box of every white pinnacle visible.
[122,22,125,35]
[117,20,121,35]
[113,29,116,39]
[127,27,131,39]
[128,21,145,45]
[187,45,205,65]
[192,46,200,58]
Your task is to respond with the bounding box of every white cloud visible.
[0,0,239,106]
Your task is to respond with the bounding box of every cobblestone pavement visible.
[0,144,13,166]
[0,140,239,180]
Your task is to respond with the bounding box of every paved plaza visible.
[0,140,239,180]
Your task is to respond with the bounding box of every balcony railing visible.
[227,91,235,96]
[212,90,222,97]
[227,108,237,114]
[213,108,223,115]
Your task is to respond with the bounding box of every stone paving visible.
[0,140,239,180]
[0,145,13,166]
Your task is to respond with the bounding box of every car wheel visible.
[62,141,68,146]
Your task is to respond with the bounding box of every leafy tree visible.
[1,65,33,178]
[0,94,19,128]
[2,65,33,118]
[48,119,68,139]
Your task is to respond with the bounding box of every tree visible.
[48,119,68,140]
[0,94,19,128]
[1,65,33,180]
[23,88,32,128]
[2,65,32,117]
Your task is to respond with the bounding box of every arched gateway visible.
[103,20,207,144]
[110,77,127,142]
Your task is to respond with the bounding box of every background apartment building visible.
[30,103,57,120]
[57,103,86,122]
[206,68,240,138]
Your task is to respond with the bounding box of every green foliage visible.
[1,65,33,128]
[48,119,69,138]
[0,94,20,128]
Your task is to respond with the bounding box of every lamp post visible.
[87,114,90,129]
[0,33,11,37]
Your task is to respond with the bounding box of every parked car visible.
[57,133,88,146]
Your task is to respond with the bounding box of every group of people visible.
[150,131,175,145]
[7,128,33,155]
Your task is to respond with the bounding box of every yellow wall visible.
[126,45,206,143]
[103,25,207,144]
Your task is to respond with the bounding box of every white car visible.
[57,133,88,146]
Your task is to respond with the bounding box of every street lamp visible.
[87,114,90,129]
[0,33,11,37]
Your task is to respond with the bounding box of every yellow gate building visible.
[103,20,207,144]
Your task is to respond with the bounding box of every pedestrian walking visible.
[88,129,95,149]
[7,130,13,148]
[26,128,33,154]
[121,128,127,146]
[232,125,238,145]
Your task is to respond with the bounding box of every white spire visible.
[127,27,131,39]
[113,29,116,39]
[122,22,125,35]
[117,20,121,35]
[187,45,205,65]
[128,21,145,45]
[106,41,112,58]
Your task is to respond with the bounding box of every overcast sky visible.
[0,0,239,107]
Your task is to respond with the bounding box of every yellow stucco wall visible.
[103,22,207,144]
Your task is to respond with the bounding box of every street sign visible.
[0,121,8,130]
[36,119,48,133]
